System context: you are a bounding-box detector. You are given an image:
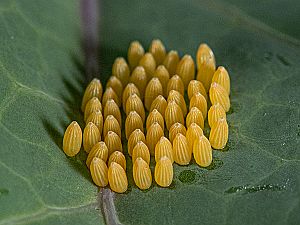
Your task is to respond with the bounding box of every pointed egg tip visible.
[200,43,209,48]
[70,121,79,126]
[160,156,171,163]
[135,157,146,164]
[218,66,226,71]
[110,161,118,168]
[91,78,101,83]
[107,130,115,136]
[182,54,192,60]
[87,122,94,127]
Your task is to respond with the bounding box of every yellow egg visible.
[132,141,150,165]
[144,77,163,111]
[187,80,207,100]
[133,157,152,190]
[125,93,145,122]
[169,122,186,143]
[149,39,166,65]
[63,121,82,157]
[108,151,126,170]
[128,41,145,70]
[84,97,102,122]
[146,122,164,155]
[103,99,122,127]
[81,78,103,112]
[154,156,173,187]
[130,66,147,99]
[163,50,179,75]
[104,131,123,155]
[155,136,174,163]
[146,109,164,131]
[153,65,170,97]
[208,103,226,128]
[196,43,215,69]
[112,57,130,86]
[102,87,120,108]
[193,135,212,167]
[176,54,195,89]
[165,100,184,130]
[122,83,141,111]
[186,107,204,129]
[86,141,108,168]
[108,162,128,193]
[212,66,230,95]
[189,92,207,119]
[83,122,101,153]
[167,90,187,117]
[106,76,123,101]
[125,111,144,140]
[90,157,108,187]
[138,52,156,81]
[209,117,228,150]
[149,95,167,119]
[196,43,216,91]
[167,75,184,96]
[103,115,121,138]
[209,82,230,112]
[173,133,191,165]
[186,123,204,150]
[128,129,146,157]
[86,110,103,136]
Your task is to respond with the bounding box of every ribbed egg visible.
[132,141,150,165]
[209,82,230,112]
[127,41,145,70]
[173,133,191,165]
[112,57,130,86]
[86,141,108,168]
[103,99,122,126]
[104,131,123,155]
[186,107,204,129]
[125,111,144,140]
[83,122,101,153]
[165,100,184,130]
[108,151,126,170]
[209,117,228,150]
[167,75,184,96]
[90,157,108,187]
[108,162,128,193]
[63,121,82,157]
[146,122,164,155]
[144,77,163,111]
[133,157,152,190]
[154,156,173,187]
[127,129,146,157]
[130,66,147,99]
[155,136,174,163]
[81,78,103,112]
[149,95,167,119]
[163,50,179,75]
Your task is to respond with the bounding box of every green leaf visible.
[99,0,300,225]
[0,0,104,224]
[1,0,300,225]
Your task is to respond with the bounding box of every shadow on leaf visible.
[41,116,92,183]
[41,52,94,182]
[42,118,64,150]
[99,45,127,85]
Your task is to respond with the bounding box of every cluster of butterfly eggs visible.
[62,39,230,193]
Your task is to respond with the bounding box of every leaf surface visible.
[99,0,300,225]
[1,0,300,225]
[0,1,104,224]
